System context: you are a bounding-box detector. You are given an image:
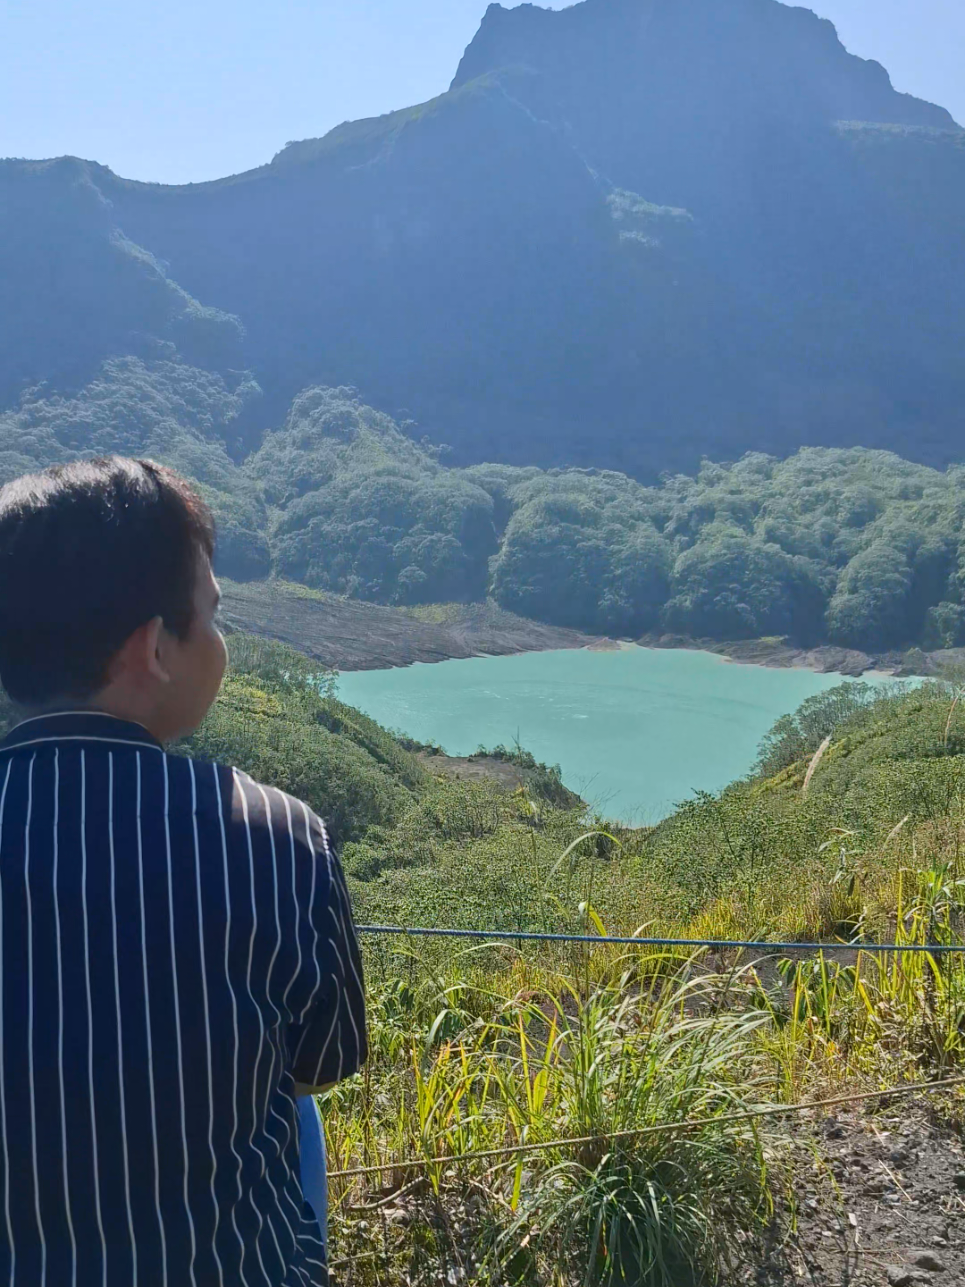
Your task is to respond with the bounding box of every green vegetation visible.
[11,368,965,655]
[171,633,965,1283]
[241,418,965,651]
[180,632,425,846]
[484,449,965,650]
[245,386,495,604]
[6,2,965,1270]
[0,356,269,579]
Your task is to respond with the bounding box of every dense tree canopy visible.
[487,472,671,634]
[481,446,965,650]
[246,387,496,604]
[0,356,269,579]
[5,366,965,654]
[662,529,826,642]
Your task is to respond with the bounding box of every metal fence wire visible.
[357,924,965,953]
[324,923,965,1180]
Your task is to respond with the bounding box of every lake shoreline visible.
[221,579,960,680]
[220,579,598,671]
[337,645,856,825]
[635,631,964,679]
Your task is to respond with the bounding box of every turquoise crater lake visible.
[336,646,869,824]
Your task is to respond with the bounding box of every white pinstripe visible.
[270,794,323,1248]
[329,880,365,1063]
[325,922,347,974]
[51,751,78,1286]
[333,1013,345,1084]
[326,925,359,1078]
[244,783,315,1248]
[254,786,285,1023]
[0,729,351,1287]
[161,756,198,1286]
[211,765,263,1287]
[323,896,355,1072]
[134,753,169,1283]
[292,977,341,1074]
[0,760,14,1279]
[253,786,304,1227]
[187,761,225,1284]
[0,711,139,734]
[106,754,137,1279]
[295,803,322,1025]
[23,754,48,1282]
[331,864,365,1086]
[79,751,109,1284]
[234,774,285,1276]
[280,793,304,1016]
[263,1080,306,1239]
[0,735,163,754]
[306,806,360,1081]
[264,1211,311,1287]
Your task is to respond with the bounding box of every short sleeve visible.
[287,806,368,1087]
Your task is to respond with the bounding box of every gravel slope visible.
[219,580,599,671]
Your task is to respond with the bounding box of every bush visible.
[825,541,914,647]
[923,600,965,649]
[754,682,878,776]
[662,528,826,641]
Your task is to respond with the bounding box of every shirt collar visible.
[0,710,163,753]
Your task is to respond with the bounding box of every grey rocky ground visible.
[747,1103,965,1286]
[639,634,965,680]
[219,580,597,671]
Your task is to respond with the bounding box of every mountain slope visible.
[1,0,964,478]
[0,157,245,409]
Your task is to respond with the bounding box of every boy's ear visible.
[108,616,170,686]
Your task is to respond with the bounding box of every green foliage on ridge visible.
[479,447,965,649]
[0,356,270,580]
[8,366,965,652]
[245,387,496,604]
[180,633,426,846]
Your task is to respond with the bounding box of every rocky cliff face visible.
[2,0,964,478]
[455,0,953,129]
[452,0,955,212]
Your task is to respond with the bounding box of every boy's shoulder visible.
[163,751,333,861]
[225,763,330,856]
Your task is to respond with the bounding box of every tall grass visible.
[323,888,965,1283]
[324,953,776,1285]
[325,791,965,1283]
[187,651,965,1282]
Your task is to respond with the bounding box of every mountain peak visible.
[452,0,954,132]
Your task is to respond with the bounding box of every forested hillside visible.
[9,371,965,654]
[2,0,964,477]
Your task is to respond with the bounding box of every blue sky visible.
[1,0,961,184]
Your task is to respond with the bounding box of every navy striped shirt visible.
[0,711,367,1287]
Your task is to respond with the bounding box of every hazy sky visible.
[2,0,961,185]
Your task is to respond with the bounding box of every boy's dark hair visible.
[0,457,215,705]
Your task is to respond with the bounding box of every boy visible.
[0,457,365,1285]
